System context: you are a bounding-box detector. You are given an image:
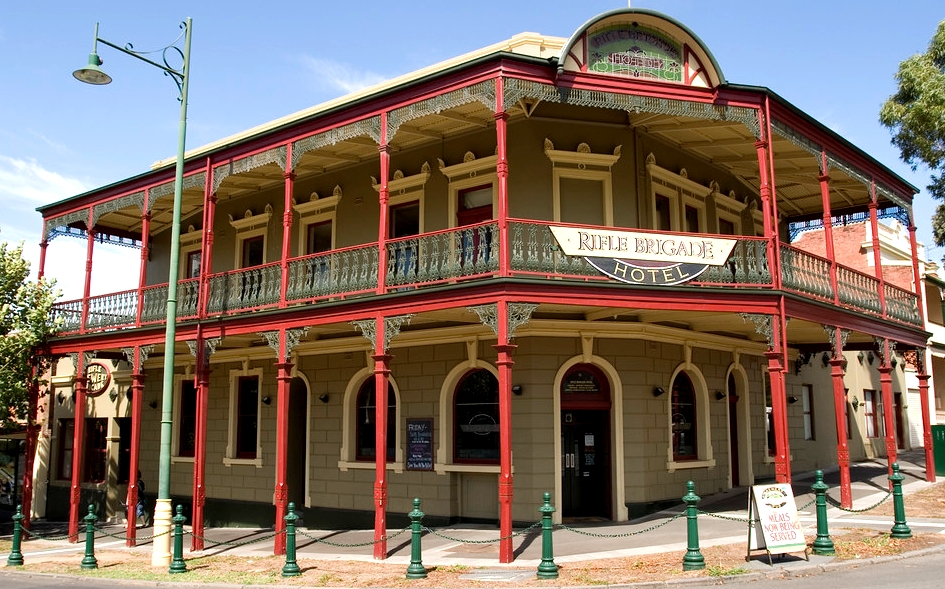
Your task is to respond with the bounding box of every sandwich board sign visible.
[747,483,808,564]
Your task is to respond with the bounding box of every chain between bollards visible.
[682,481,704,571]
[406,498,427,579]
[282,502,301,577]
[889,463,912,539]
[81,504,98,570]
[169,504,188,573]
[5,505,24,567]
[537,492,558,579]
[810,470,835,555]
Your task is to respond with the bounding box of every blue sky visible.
[1,1,942,300]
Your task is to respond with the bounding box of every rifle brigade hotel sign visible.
[550,226,737,286]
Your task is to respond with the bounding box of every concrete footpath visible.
[2,450,944,579]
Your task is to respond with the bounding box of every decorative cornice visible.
[148,173,206,212]
[213,147,287,193]
[351,316,413,353]
[740,313,773,347]
[388,80,494,141]
[291,118,382,169]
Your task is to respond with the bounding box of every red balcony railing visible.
[50,220,922,335]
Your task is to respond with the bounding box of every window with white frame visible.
[225,368,263,466]
[339,367,403,471]
[647,155,726,234]
[374,164,430,282]
[439,152,497,228]
[714,189,744,236]
[665,366,715,470]
[454,369,500,464]
[545,139,618,226]
[173,375,197,459]
[863,389,879,438]
[179,226,202,279]
[294,186,341,257]
[355,378,397,461]
[802,384,815,440]
[228,206,272,268]
[671,374,698,461]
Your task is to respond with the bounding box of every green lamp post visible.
[74,18,192,568]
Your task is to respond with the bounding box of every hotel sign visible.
[550,226,737,286]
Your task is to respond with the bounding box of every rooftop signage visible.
[587,25,682,82]
[550,226,737,286]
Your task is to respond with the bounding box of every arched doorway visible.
[560,364,611,519]
[286,377,308,509]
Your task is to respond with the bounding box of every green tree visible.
[880,20,945,246]
[0,228,59,433]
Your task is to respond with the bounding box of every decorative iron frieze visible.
[388,80,494,141]
[822,325,850,356]
[212,146,287,193]
[467,303,537,339]
[121,344,155,368]
[44,210,90,240]
[507,303,538,339]
[92,191,146,227]
[148,172,206,212]
[351,315,413,353]
[292,118,382,169]
[872,337,896,365]
[468,304,498,335]
[351,319,377,346]
[739,313,773,346]
[70,351,98,373]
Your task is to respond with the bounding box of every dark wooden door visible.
[561,410,610,518]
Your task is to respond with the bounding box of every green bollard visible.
[889,463,913,539]
[169,504,188,573]
[282,502,301,578]
[405,498,427,579]
[6,505,24,567]
[682,481,705,571]
[81,504,98,570]
[536,492,558,579]
[811,470,835,555]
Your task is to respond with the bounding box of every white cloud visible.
[0,155,86,208]
[299,56,387,95]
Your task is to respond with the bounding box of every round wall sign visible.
[86,363,111,396]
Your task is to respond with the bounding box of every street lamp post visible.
[74,18,192,568]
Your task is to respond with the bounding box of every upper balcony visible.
[50,217,922,336]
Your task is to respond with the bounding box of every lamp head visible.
[74,52,112,85]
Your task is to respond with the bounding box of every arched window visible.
[671,373,697,461]
[356,379,396,461]
[453,369,499,464]
[560,363,610,409]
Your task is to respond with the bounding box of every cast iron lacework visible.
[44,210,89,241]
[739,313,773,346]
[467,303,537,339]
[387,80,495,141]
[505,78,761,139]
[148,173,206,212]
[212,146,288,193]
[69,351,98,373]
[468,304,498,334]
[351,315,414,353]
[822,326,850,357]
[872,337,896,365]
[771,119,909,211]
[121,344,155,367]
[259,328,310,359]
[92,191,145,227]
[291,117,382,169]
[185,338,221,359]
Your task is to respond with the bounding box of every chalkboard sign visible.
[406,418,434,471]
